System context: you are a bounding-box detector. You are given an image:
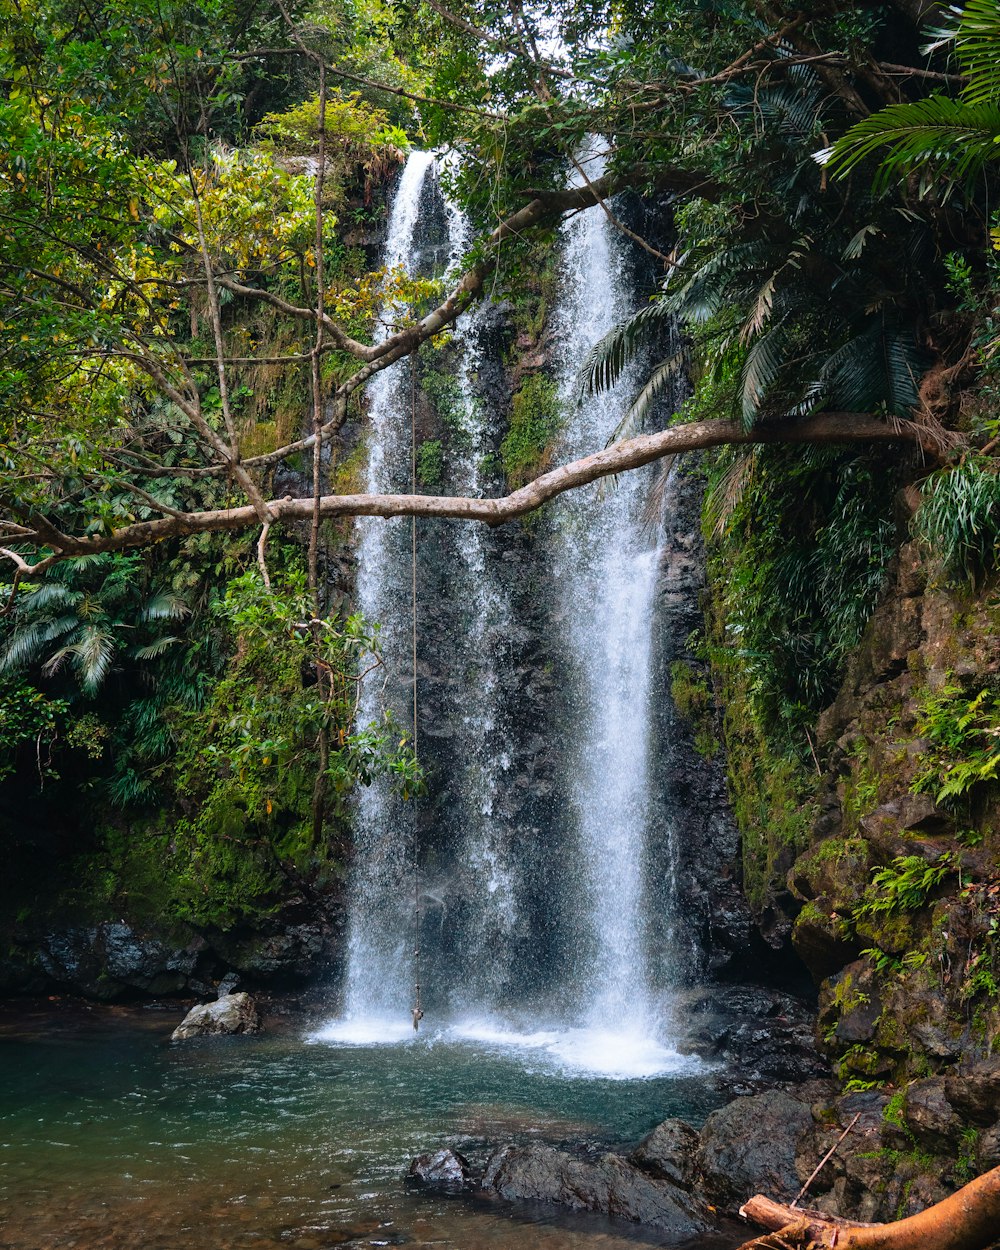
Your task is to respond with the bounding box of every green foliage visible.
[416,439,445,490]
[500,373,563,488]
[0,684,67,782]
[856,855,956,920]
[669,660,718,758]
[912,684,1000,804]
[828,0,1000,194]
[166,567,420,927]
[914,461,1000,586]
[0,554,188,695]
[705,439,898,750]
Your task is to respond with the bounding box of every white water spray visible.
[337,151,437,1030]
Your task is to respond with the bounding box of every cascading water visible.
[331,153,522,1036]
[440,197,521,1010]
[335,150,437,1037]
[549,173,665,1042]
[321,150,695,1077]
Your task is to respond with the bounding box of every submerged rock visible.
[171,991,262,1040]
[481,1143,712,1238]
[408,1148,470,1188]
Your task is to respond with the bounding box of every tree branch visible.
[4,414,933,566]
[739,1162,1000,1250]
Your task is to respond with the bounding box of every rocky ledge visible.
[411,1064,1000,1236]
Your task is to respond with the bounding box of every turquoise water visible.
[0,1002,740,1250]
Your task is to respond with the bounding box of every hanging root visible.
[737,1164,1000,1250]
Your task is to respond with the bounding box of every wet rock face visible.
[697,1090,813,1210]
[629,1119,699,1188]
[652,466,783,983]
[429,1064,1000,1233]
[171,992,262,1040]
[1,912,340,1000]
[33,923,204,999]
[683,985,829,1090]
[481,1143,713,1238]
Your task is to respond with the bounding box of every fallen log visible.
[737,1165,1000,1250]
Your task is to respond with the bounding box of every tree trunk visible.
[738,1166,1000,1250]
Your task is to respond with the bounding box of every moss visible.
[856,911,916,956]
[669,660,720,758]
[416,438,446,490]
[500,373,563,489]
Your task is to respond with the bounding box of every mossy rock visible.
[789,836,873,914]
[792,898,858,981]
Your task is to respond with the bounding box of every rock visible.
[171,992,262,1040]
[210,923,330,983]
[903,1078,963,1151]
[697,1090,814,1211]
[629,1118,698,1188]
[833,1089,889,1134]
[408,1149,470,1188]
[978,1122,1000,1170]
[898,794,954,835]
[945,1057,1000,1127]
[481,1144,711,1237]
[685,986,829,1087]
[216,971,241,999]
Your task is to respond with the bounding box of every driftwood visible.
[737,1165,1000,1250]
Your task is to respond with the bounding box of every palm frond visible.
[817,328,887,412]
[704,449,757,539]
[24,583,79,610]
[740,319,791,427]
[133,636,183,660]
[842,224,880,259]
[0,622,47,671]
[604,350,687,446]
[577,299,674,397]
[72,625,116,694]
[824,95,1000,191]
[883,332,923,414]
[141,591,191,622]
[952,0,1000,107]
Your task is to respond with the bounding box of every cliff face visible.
[716,524,1000,1084]
[800,540,1000,1082]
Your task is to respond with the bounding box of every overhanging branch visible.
[3,414,930,566]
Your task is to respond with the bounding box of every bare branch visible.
[4,414,934,567]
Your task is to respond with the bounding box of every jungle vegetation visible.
[5,0,1000,925]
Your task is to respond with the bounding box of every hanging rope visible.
[409,359,424,1033]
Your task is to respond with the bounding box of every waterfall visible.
[321,150,694,1075]
[336,151,437,1037]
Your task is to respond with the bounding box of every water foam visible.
[310,1014,700,1081]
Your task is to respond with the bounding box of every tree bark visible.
[738,1166,1000,1250]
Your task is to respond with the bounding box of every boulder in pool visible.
[481,1143,712,1237]
[171,991,262,1041]
[408,1148,471,1188]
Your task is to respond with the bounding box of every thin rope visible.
[410,359,423,1032]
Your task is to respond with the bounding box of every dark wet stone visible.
[697,1090,813,1211]
[945,1057,1000,1127]
[481,1143,712,1237]
[629,1118,699,1188]
[901,1078,963,1151]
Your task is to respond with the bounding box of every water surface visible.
[0,1001,742,1250]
